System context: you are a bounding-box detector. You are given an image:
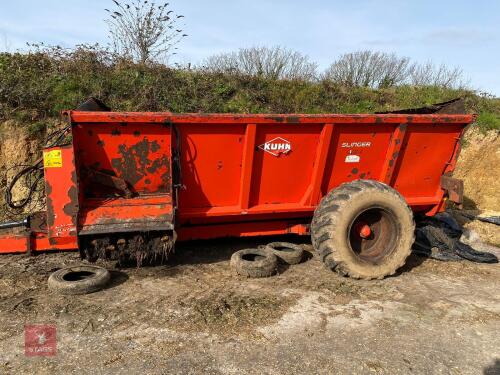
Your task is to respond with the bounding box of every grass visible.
[475,111,500,131]
[0,48,498,133]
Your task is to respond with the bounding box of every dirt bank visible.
[452,128,500,246]
[454,128,500,212]
[0,121,45,221]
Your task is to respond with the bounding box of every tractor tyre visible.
[48,265,111,295]
[230,248,277,278]
[311,180,415,280]
[263,242,304,265]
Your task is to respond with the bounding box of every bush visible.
[323,50,467,89]
[0,46,498,131]
[201,46,318,81]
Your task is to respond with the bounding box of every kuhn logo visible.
[259,137,292,157]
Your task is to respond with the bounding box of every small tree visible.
[105,0,187,64]
[323,51,413,88]
[203,46,318,81]
[409,62,466,88]
[323,50,467,89]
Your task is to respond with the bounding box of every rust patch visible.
[30,212,48,232]
[97,140,105,147]
[84,168,134,198]
[151,141,161,153]
[63,185,79,226]
[111,138,171,193]
[264,116,284,123]
[441,175,464,207]
[83,214,174,232]
[160,170,172,193]
[133,130,141,137]
[45,182,54,228]
[286,116,300,124]
[63,165,79,227]
[389,152,400,167]
[111,128,121,136]
[45,181,56,245]
[351,168,359,174]
[360,173,366,179]
[146,155,170,174]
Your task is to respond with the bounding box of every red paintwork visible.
[0,111,474,254]
[0,235,27,254]
[44,145,79,248]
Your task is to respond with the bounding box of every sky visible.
[0,0,499,95]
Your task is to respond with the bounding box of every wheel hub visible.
[348,207,398,264]
[355,222,372,239]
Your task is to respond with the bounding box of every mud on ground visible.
[0,237,498,374]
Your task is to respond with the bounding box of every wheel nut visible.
[359,224,372,239]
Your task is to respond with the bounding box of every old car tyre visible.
[230,248,277,278]
[48,265,111,295]
[264,242,304,265]
[311,180,415,280]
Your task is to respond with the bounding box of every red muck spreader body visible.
[0,102,475,279]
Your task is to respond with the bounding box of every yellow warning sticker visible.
[43,150,63,168]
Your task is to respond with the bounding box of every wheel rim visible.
[348,207,399,264]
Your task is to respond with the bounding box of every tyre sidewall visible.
[48,266,111,295]
[230,248,277,277]
[323,190,413,278]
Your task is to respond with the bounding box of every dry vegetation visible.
[454,128,500,211]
